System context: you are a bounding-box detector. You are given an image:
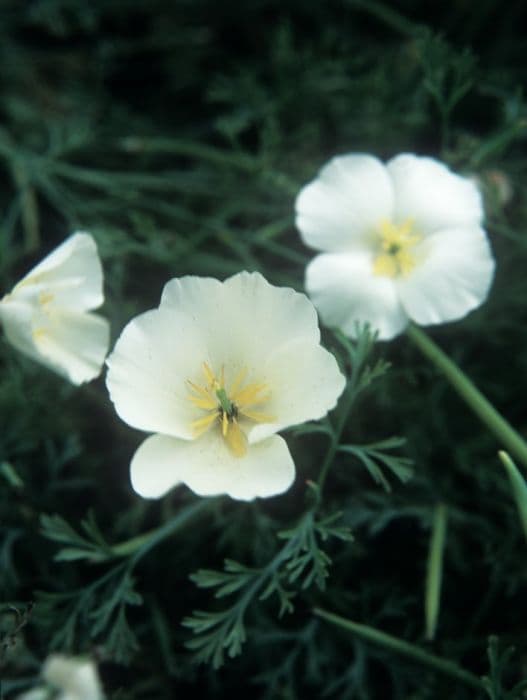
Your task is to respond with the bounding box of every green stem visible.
[11,160,40,253]
[317,381,356,493]
[498,451,527,545]
[407,324,527,470]
[313,607,484,691]
[110,499,211,561]
[425,503,448,640]
[117,136,258,172]
[0,133,40,252]
[115,136,299,194]
[345,0,423,37]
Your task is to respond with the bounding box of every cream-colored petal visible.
[131,432,295,501]
[11,232,105,312]
[397,226,495,325]
[247,337,345,443]
[160,271,320,370]
[0,298,109,384]
[387,154,483,235]
[305,252,409,340]
[32,311,109,385]
[43,655,102,700]
[295,154,395,253]
[106,308,207,438]
[14,690,48,700]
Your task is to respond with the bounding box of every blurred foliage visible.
[2,0,527,698]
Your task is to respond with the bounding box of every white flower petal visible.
[12,232,105,312]
[160,271,320,368]
[248,337,345,443]
[44,655,102,700]
[0,232,109,383]
[32,311,109,385]
[387,154,483,234]
[106,308,206,438]
[397,226,495,325]
[305,252,409,340]
[15,690,48,700]
[131,432,295,500]
[0,298,109,384]
[295,154,394,252]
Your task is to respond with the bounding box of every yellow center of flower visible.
[186,363,275,458]
[372,219,421,278]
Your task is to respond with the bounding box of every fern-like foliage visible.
[183,505,352,668]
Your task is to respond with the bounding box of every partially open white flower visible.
[295,153,495,340]
[16,654,103,700]
[106,271,345,501]
[0,232,110,384]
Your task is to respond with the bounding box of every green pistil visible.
[215,387,234,415]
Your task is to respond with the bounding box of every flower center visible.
[372,218,421,278]
[186,362,275,458]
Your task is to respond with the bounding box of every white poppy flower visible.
[106,271,345,501]
[295,153,495,340]
[16,654,103,700]
[0,232,110,384]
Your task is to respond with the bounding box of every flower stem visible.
[0,132,40,252]
[110,499,211,562]
[115,136,299,194]
[406,324,527,470]
[498,451,527,545]
[313,607,484,691]
[425,503,448,640]
[317,380,356,493]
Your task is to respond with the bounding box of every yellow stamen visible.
[39,292,55,306]
[228,366,248,396]
[202,362,217,387]
[231,383,268,407]
[224,419,248,457]
[187,363,273,458]
[32,328,47,341]
[239,408,276,423]
[191,412,218,437]
[187,379,212,399]
[372,218,421,278]
[187,394,217,410]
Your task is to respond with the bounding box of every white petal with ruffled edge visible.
[397,226,495,325]
[248,336,345,443]
[160,271,321,372]
[0,232,109,384]
[295,154,394,253]
[44,655,103,700]
[11,232,105,312]
[0,298,108,385]
[387,154,483,235]
[106,308,207,439]
[131,432,295,501]
[28,311,109,385]
[305,252,409,340]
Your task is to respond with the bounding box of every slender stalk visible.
[407,324,527,470]
[317,380,356,493]
[11,160,40,253]
[313,607,484,691]
[110,499,211,561]
[0,134,40,252]
[115,136,300,194]
[117,136,258,172]
[425,503,448,640]
[498,451,527,544]
[345,0,423,37]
